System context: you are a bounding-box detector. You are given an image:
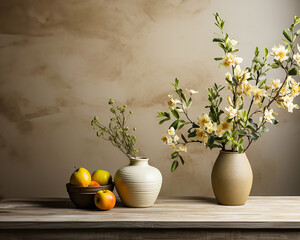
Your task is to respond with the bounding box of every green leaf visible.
[282,39,291,47]
[264,47,268,57]
[180,92,187,103]
[232,130,238,137]
[238,144,244,153]
[297,29,300,36]
[258,79,266,88]
[171,151,178,159]
[179,155,184,165]
[171,160,179,172]
[247,133,259,140]
[214,57,223,61]
[270,63,280,69]
[271,119,279,125]
[181,134,187,143]
[288,68,298,76]
[238,130,247,136]
[261,125,269,133]
[171,109,180,119]
[175,78,179,88]
[177,123,185,130]
[207,137,215,149]
[283,30,292,42]
[248,119,258,129]
[221,20,224,29]
[159,118,169,125]
[187,98,192,108]
[295,16,300,25]
[188,130,197,138]
[170,120,179,130]
[213,38,223,43]
[255,47,259,56]
[218,43,226,51]
[157,112,165,117]
[158,112,170,118]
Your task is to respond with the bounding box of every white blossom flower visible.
[293,52,300,65]
[205,122,217,133]
[252,86,268,106]
[282,95,294,105]
[215,127,225,138]
[173,135,179,143]
[291,83,300,97]
[229,39,238,47]
[167,137,173,145]
[287,76,297,85]
[271,79,282,90]
[221,53,236,68]
[234,65,243,78]
[272,45,289,62]
[167,127,175,136]
[196,128,208,144]
[264,108,275,123]
[225,72,232,81]
[161,134,168,143]
[215,121,232,137]
[225,106,237,119]
[234,57,243,65]
[197,114,211,128]
[220,121,232,131]
[242,80,253,96]
[167,95,180,109]
[178,145,187,152]
[286,102,299,113]
[186,88,199,94]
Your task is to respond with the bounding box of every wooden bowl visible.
[66,183,114,209]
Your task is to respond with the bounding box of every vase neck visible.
[129,157,149,166]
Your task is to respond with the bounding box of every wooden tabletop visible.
[0,196,300,229]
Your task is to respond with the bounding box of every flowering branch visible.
[91,99,138,158]
[158,13,300,172]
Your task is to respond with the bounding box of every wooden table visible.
[0,196,300,239]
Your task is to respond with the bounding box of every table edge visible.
[1,221,300,230]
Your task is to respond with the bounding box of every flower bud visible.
[108,98,115,105]
[227,96,234,106]
[97,131,103,137]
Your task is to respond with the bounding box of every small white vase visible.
[114,157,162,208]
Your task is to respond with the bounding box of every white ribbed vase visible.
[114,157,162,208]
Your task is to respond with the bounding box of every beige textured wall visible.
[0,0,299,199]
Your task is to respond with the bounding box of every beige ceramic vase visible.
[211,151,253,205]
[114,157,162,208]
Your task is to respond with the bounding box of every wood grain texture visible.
[1,229,300,240]
[0,196,300,229]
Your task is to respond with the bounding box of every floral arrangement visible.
[91,98,138,158]
[158,13,300,172]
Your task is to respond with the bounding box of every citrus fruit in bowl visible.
[66,183,114,209]
[66,168,114,209]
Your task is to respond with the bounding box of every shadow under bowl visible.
[66,183,115,209]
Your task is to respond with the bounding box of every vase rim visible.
[220,150,245,154]
[129,156,149,161]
